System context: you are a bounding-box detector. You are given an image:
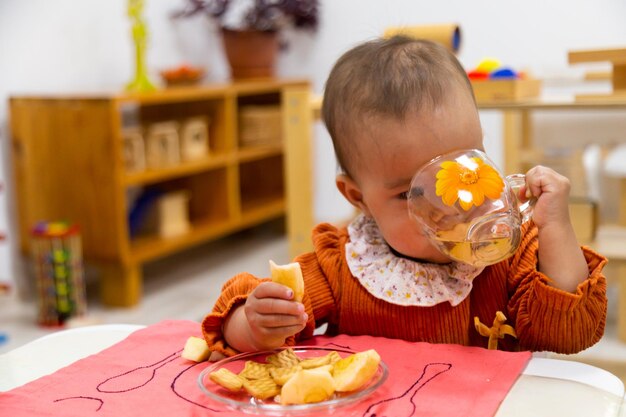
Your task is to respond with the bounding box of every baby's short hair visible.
[322,36,475,177]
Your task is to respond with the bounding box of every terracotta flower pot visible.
[221,29,279,79]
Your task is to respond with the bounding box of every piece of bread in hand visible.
[269,260,304,302]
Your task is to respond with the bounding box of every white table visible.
[0,324,144,391]
[0,325,624,416]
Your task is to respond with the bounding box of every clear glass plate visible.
[197,346,389,415]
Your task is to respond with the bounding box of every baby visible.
[203,36,607,358]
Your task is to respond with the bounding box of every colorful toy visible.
[467,57,525,81]
[467,58,540,102]
[31,221,87,326]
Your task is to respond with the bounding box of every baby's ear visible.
[336,174,371,216]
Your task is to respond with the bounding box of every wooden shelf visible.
[10,80,308,306]
[124,153,232,186]
[237,144,283,163]
[117,79,308,105]
[130,218,234,263]
[241,196,286,218]
[130,197,285,263]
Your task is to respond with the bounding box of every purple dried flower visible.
[172,0,319,32]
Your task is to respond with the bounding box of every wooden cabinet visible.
[9,79,312,306]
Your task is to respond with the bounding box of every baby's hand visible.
[243,281,308,350]
[523,165,571,230]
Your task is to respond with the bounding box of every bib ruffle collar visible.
[345,215,484,307]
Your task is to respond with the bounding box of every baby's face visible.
[351,91,483,263]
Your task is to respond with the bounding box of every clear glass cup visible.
[407,149,534,267]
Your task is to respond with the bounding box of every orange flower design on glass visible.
[435,156,504,211]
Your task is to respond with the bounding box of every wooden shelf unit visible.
[10,79,310,306]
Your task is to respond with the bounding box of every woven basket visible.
[238,105,282,147]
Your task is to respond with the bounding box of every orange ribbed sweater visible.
[203,222,607,356]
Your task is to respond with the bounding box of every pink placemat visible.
[0,320,530,416]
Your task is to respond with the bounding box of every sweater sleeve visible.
[505,222,608,354]
[201,272,266,357]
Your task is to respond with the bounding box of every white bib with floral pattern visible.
[345,215,484,307]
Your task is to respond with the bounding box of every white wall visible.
[1,0,626,286]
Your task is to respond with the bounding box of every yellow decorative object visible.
[474,311,517,350]
[435,157,504,211]
[126,0,156,92]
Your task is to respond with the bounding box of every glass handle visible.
[506,173,535,223]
